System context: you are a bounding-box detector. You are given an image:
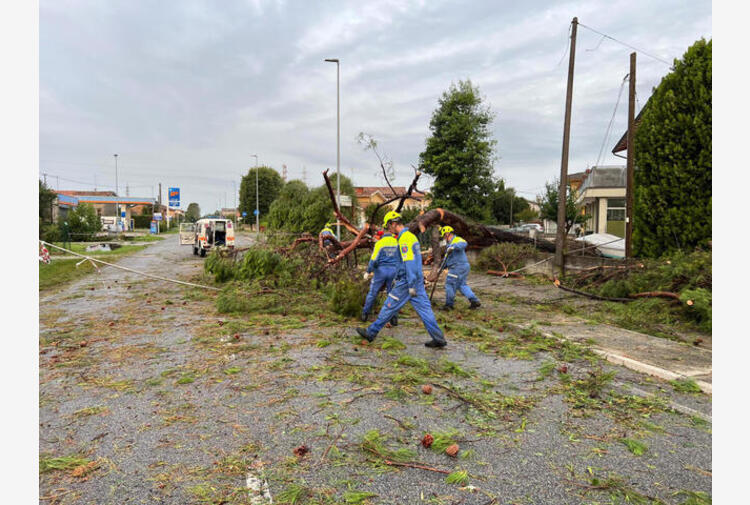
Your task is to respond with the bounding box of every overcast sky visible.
[40,0,711,214]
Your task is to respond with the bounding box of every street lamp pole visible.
[252,154,259,240]
[324,58,341,240]
[114,154,119,231]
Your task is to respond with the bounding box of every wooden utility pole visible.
[625,52,636,258]
[555,17,578,273]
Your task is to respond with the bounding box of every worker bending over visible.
[318,222,338,259]
[357,211,447,348]
[362,230,400,323]
[439,226,481,311]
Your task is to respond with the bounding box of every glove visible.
[363,272,369,280]
[408,287,417,297]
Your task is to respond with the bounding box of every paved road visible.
[39,236,712,504]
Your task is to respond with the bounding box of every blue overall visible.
[366,229,446,344]
[362,233,399,316]
[444,235,479,307]
[320,227,336,258]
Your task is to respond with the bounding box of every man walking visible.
[356,211,447,348]
[361,229,400,322]
[439,226,481,311]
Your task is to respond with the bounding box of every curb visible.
[509,323,712,395]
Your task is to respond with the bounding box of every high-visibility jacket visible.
[366,233,400,273]
[396,228,424,290]
[445,235,470,270]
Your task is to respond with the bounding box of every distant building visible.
[575,166,626,237]
[354,186,430,226]
[220,208,238,219]
[54,191,156,231]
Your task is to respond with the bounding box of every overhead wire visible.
[577,22,673,67]
[595,74,629,168]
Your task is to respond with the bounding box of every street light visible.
[251,154,259,240]
[114,154,119,231]
[324,57,341,240]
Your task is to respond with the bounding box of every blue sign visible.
[168,187,180,207]
[153,212,163,221]
[121,211,126,218]
[150,221,157,234]
[242,211,247,217]
[254,209,260,216]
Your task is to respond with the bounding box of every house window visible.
[606,198,626,237]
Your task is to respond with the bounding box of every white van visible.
[179,218,235,257]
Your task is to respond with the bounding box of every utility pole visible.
[126,183,130,197]
[625,52,636,258]
[94,174,97,191]
[554,16,578,274]
[510,194,514,227]
[43,173,47,185]
[56,176,59,191]
[114,153,119,232]
[158,183,162,233]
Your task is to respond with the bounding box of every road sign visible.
[242,211,248,217]
[154,212,163,221]
[337,195,352,207]
[121,211,126,218]
[254,209,259,216]
[150,221,158,234]
[168,187,180,207]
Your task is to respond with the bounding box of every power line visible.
[577,22,673,66]
[595,74,629,168]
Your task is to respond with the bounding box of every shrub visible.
[204,249,237,283]
[474,242,539,272]
[327,279,368,317]
[40,223,61,242]
[680,288,711,332]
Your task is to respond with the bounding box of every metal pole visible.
[325,58,341,240]
[554,17,578,274]
[114,154,119,231]
[625,52,636,258]
[252,154,259,239]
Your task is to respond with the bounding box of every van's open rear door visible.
[179,223,195,245]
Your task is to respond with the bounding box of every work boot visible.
[360,311,368,322]
[440,304,453,311]
[424,339,447,349]
[356,327,375,343]
[469,299,481,310]
[390,315,399,326]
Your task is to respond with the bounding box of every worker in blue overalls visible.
[439,226,481,311]
[357,211,447,348]
[361,229,400,322]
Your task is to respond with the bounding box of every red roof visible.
[57,190,117,197]
[355,186,426,199]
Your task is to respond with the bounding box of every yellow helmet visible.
[383,210,402,228]
[440,225,454,237]
[325,222,333,228]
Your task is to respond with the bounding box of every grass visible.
[72,405,108,418]
[39,244,148,290]
[670,378,702,393]
[39,454,94,474]
[620,438,649,456]
[445,469,469,486]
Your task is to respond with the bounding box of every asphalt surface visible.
[39,234,712,504]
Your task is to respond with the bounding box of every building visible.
[54,191,157,231]
[354,186,430,225]
[575,166,626,237]
[220,208,238,219]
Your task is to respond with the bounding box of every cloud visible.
[40,0,712,214]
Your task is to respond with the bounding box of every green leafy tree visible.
[419,80,498,222]
[267,174,357,234]
[515,206,539,224]
[64,202,101,240]
[268,180,310,232]
[185,202,201,222]
[39,180,57,223]
[633,39,711,258]
[538,180,587,234]
[490,180,529,225]
[239,166,284,220]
